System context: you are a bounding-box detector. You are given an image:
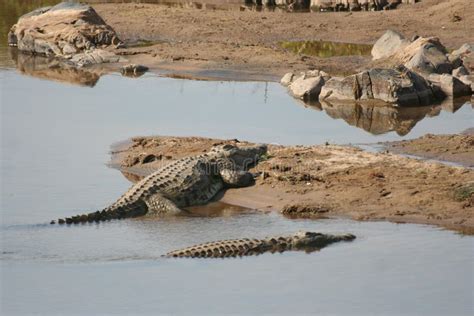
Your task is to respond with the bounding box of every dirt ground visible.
[92,0,474,80]
[110,135,474,234]
[386,129,474,167]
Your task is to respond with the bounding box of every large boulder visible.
[319,67,434,106]
[371,30,409,60]
[8,2,121,58]
[395,37,452,76]
[373,33,453,77]
[371,32,473,98]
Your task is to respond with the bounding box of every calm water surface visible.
[1,65,473,316]
[1,2,474,315]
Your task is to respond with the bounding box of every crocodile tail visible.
[50,200,148,225]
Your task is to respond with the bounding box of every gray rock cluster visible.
[320,67,434,106]
[311,0,402,12]
[282,30,473,106]
[372,31,473,98]
[7,2,124,67]
[281,70,330,101]
[268,1,415,12]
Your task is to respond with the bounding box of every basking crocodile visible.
[165,231,356,258]
[52,143,267,224]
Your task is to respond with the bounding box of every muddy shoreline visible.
[90,0,474,80]
[110,135,474,234]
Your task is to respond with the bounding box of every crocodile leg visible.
[145,193,183,216]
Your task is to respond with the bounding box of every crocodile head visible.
[210,143,267,170]
[290,231,356,252]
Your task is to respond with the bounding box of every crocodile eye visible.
[222,144,234,150]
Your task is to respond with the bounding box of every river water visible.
[1,1,474,315]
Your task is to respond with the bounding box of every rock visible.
[447,55,464,70]
[70,49,124,67]
[305,69,330,79]
[371,30,410,60]
[288,74,326,101]
[319,67,434,106]
[310,1,407,12]
[8,2,121,57]
[458,75,474,91]
[62,43,78,56]
[280,72,295,87]
[450,43,474,71]
[395,37,452,76]
[372,32,457,78]
[428,74,472,98]
[452,66,470,78]
[450,43,473,58]
[121,64,149,77]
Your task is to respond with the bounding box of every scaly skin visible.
[51,143,267,224]
[165,232,356,258]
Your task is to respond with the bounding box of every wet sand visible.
[91,0,474,80]
[110,135,474,234]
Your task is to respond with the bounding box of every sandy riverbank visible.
[110,135,474,234]
[386,129,474,168]
[90,0,474,80]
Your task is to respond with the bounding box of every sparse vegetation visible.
[454,183,474,201]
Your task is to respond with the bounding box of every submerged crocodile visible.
[52,143,267,224]
[165,231,356,258]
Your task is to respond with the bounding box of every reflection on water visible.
[1,70,472,146]
[314,98,470,136]
[280,40,373,58]
[5,49,470,138]
[10,49,102,86]
[4,50,471,140]
[125,38,166,48]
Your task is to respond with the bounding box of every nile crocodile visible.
[52,143,267,224]
[165,231,356,258]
